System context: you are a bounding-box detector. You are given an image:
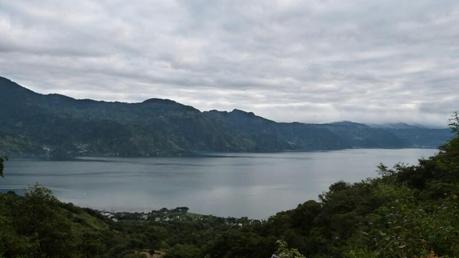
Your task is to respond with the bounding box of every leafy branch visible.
[449,112,459,135]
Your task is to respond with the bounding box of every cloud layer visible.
[1,0,458,126]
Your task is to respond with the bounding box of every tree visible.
[274,240,306,258]
[16,185,75,257]
[449,112,459,134]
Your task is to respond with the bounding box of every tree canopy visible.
[450,111,459,134]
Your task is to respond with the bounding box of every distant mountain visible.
[0,76,453,159]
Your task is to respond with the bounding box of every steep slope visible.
[0,76,452,158]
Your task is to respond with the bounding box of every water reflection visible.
[0,149,437,218]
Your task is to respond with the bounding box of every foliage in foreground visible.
[1,120,459,257]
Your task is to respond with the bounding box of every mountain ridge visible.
[0,76,453,159]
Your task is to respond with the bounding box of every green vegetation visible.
[0,116,458,257]
[275,240,306,258]
[450,112,459,134]
[0,76,452,159]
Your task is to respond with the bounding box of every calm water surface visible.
[0,149,437,218]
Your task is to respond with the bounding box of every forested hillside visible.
[0,116,458,257]
[0,76,452,159]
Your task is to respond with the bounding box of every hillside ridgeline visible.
[0,76,452,159]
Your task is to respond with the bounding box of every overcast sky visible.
[0,0,458,126]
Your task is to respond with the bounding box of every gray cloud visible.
[0,0,458,126]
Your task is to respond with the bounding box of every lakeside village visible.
[99,207,261,226]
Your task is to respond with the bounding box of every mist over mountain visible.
[0,76,452,159]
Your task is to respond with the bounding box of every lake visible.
[0,148,437,218]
